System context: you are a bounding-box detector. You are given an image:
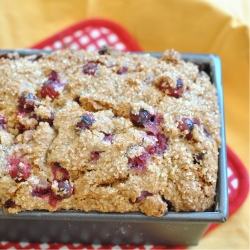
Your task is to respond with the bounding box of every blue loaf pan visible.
[0,49,228,246]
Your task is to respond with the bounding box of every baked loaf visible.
[0,48,221,217]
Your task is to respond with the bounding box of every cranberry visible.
[16,93,38,132]
[29,54,43,62]
[17,122,27,134]
[134,191,153,203]
[16,112,36,133]
[76,114,95,130]
[117,66,128,75]
[31,183,51,197]
[157,78,184,98]
[49,70,60,81]
[31,183,59,207]
[146,133,168,155]
[4,199,17,209]
[51,162,69,181]
[18,92,37,112]
[40,70,66,100]
[0,53,15,60]
[8,158,31,182]
[90,151,101,163]
[0,53,9,59]
[130,109,163,135]
[16,110,37,133]
[128,151,150,173]
[37,111,54,126]
[0,114,7,130]
[144,115,164,135]
[193,152,205,164]
[82,62,99,75]
[203,128,210,138]
[177,117,200,140]
[17,110,27,118]
[57,181,73,199]
[127,132,168,174]
[130,109,153,128]
[103,133,114,143]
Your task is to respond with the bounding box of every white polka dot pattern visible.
[39,26,128,52]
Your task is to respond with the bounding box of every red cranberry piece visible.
[48,70,60,81]
[177,117,200,140]
[128,151,150,173]
[117,66,128,75]
[4,199,17,209]
[178,118,194,138]
[144,115,164,135]
[40,70,65,100]
[76,114,95,130]
[103,133,114,143]
[130,109,153,128]
[17,108,35,133]
[31,183,58,207]
[193,118,201,126]
[18,92,37,112]
[0,53,15,60]
[32,183,53,199]
[17,122,27,134]
[130,109,163,135]
[57,181,73,199]
[29,54,43,62]
[90,151,101,163]
[17,110,27,118]
[146,133,168,155]
[0,114,7,130]
[51,162,69,181]
[134,191,153,203]
[157,78,184,98]
[32,184,51,197]
[203,128,210,138]
[0,53,9,59]
[8,158,31,182]
[193,152,205,164]
[82,62,99,75]
[38,111,54,126]
[16,112,35,133]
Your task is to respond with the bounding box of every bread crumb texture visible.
[0,48,221,217]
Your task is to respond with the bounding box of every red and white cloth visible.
[1,18,249,250]
[30,19,142,52]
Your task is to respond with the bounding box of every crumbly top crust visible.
[0,48,221,216]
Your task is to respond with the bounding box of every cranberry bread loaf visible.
[0,48,221,217]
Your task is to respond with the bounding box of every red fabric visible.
[31,18,142,52]
[1,18,249,250]
[205,146,249,234]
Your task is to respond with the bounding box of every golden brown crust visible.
[0,48,220,217]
